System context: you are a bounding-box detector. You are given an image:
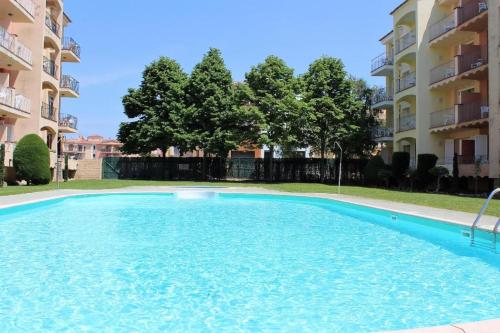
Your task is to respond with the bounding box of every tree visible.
[429,166,449,193]
[301,57,363,181]
[13,134,51,185]
[0,143,4,187]
[118,57,189,156]
[246,55,301,181]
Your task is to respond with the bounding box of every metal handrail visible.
[493,218,500,253]
[470,188,500,247]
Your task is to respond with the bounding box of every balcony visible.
[42,57,58,79]
[457,44,488,79]
[457,0,488,32]
[429,101,489,131]
[430,60,456,86]
[41,102,57,122]
[45,14,60,38]
[371,90,394,109]
[429,12,456,44]
[0,86,30,118]
[397,114,416,133]
[59,113,78,133]
[372,126,394,141]
[371,53,393,76]
[396,72,416,93]
[395,30,416,55]
[0,26,32,70]
[62,37,81,62]
[0,0,35,23]
[60,75,80,98]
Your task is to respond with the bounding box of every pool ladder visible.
[470,188,500,253]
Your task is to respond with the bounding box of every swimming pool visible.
[0,193,498,332]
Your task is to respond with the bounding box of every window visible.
[46,133,53,149]
[6,125,14,142]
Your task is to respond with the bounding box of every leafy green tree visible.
[118,57,188,156]
[13,134,51,185]
[246,56,301,181]
[301,57,362,181]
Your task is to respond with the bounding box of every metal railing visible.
[397,72,416,93]
[0,87,31,114]
[396,30,416,54]
[60,75,80,94]
[372,89,394,106]
[458,154,488,165]
[59,113,78,130]
[429,12,456,42]
[372,126,394,139]
[458,0,488,26]
[458,45,488,74]
[371,53,394,72]
[397,114,416,132]
[41,102,57,121]
[457,101,489,123]
[430,60,456,85]
[470,188,500,252]
[430,107,456,128]
[0,26,32,65]
[14,0,35,17]
[45,14,60,37]
[42,57,58,78]
[62,37,81,59]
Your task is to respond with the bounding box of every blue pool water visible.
[0,193,498,332]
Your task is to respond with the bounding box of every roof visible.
[390,0,410,15]
[379,30,394,42]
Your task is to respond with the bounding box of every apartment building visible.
[371,0,499,181]
[0,0,80,177]
[63,135,123,160]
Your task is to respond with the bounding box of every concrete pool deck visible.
[0,186,499,333]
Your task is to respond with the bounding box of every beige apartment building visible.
[64,135,123,160]
[0,0,80,178]
[371,0,499,181]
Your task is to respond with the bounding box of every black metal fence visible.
[102,157,368,183]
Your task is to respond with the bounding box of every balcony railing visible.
[59,113,78,130]
[14,0,35,17]
[396,30,416,54]
[371,53,394,72]
[457,101,489,123]
[41,102,57,121]
[458,45,488,74]
[430,107,456,128]
[457,155,488,165]
[458,0,488,26]
[42,57,58,78]
[397,114,416,132]
[0,87,31,114]
[62,37,81,59]
[397,72,416,93]
[0,26,32,65]
[430,60,456,85]
[61,75,80,94]
[372,126,394,139]
[429,12,456,42]
[45,14,60,37]
[372,90,394,106]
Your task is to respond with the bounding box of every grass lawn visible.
[0,180,499,216]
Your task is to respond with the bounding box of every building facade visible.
[0,0,80,176]
[371,0,499,181]
[63,135,123,160]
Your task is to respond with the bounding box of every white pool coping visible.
[0,186,499,333]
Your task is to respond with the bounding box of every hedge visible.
[13,134,51,185]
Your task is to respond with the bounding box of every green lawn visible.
[0,180,499,216]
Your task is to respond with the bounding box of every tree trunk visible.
[268,146,274,182]
[202,154,207,181]
[435,176,441,193]
[320,140,326,183]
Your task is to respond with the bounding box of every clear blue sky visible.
[62,0,402,139]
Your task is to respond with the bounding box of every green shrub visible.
[392,152,410,182]
[13,134,51,185]
[0,143,4,187]
[364,155,386,185]
[429,166,449,193]
[378,168,393,188]
[416,154,438,188]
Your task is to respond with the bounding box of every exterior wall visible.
[374,0,499,180]
[1,0,80,172]
[74,159,102,180]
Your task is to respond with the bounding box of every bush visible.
[364,155,386,185]
[416,154,438,189]
[63,154,69,182]
[13,134,51,185]
[378,168,393,188]
[392,152,410,182]
[429,166,449,192]
[0,143,4,187]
